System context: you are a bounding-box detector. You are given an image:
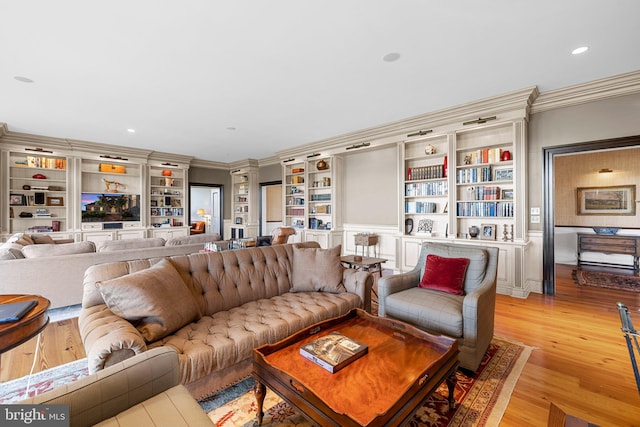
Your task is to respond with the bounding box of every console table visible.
[577,233,640,272]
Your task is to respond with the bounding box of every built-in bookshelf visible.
[149,165,186,230]
[401,134,450,237]
[283,160,306,230]
[454,122,517,241]
[8,152,69,234]
[230,163,258,238]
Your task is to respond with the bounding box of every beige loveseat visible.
[20,347,213,427]
[79,242,372,399]
[0,233,222,308]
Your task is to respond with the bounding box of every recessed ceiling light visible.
[382,52,401,62]
[571,46,589,55]
[127,129,136,133]
[226,127,237,131]
[14,76,34,83]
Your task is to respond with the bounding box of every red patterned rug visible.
[573,269,640,292]
[208,336,532,427]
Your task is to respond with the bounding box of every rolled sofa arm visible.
[19,347,180,427]
[79,305,147,373]
[377,269,421,317]
[342,268,373,313]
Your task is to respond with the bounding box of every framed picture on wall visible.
[577,185,636,215]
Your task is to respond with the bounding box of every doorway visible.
[542,135,640,294]
[189,184,223,237]
[260,181,282,236]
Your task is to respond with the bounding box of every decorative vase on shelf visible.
[468,226,480,238]
[501,150,511,161]
[424,144,436,155]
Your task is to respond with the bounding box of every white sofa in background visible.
[0,233,222,308]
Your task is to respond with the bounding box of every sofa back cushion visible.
[97,237,165,252]
[22,241,96,258]
[95,258,201,342]
[290,245,345,293]
[165,233,221,246]
[418,243,488,294]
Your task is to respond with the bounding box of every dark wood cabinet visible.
[577,233,640,271]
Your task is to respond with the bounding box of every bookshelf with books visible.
[148,163,189,238]
[304,155,343,248]
[454,122,518,241]
[6,151,69,235]
[401,134,451,240]
[230,162,258,239]
[283,160,306,232]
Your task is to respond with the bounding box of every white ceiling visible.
[1,1,639,163]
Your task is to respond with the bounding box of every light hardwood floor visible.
[2,264,640,426]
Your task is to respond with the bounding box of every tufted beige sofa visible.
[79,242,373,399]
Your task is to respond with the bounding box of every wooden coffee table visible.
[252,309,459,426]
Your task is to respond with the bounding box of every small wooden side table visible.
[0,294,50,355]
[341,255,388,298]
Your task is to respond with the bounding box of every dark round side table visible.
[0,294,50,355]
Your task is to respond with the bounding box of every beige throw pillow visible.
[291,244,345,293]
[95,259,200,342]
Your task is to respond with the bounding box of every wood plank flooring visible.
[2,263,640,426]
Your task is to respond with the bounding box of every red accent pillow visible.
[419,254,470,295]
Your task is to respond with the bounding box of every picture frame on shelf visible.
[150,200,158,207]
[47,196,64,206]
[10,194,25,206]
[501,189,514,200]
[480,224,496,240]
[494,168,513,182]
[577,185,636,216]
[235,217,243,224]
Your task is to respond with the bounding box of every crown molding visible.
[531,70,640,114]
[187,158,229,170]
[257,155,281,167]
[0,123,7,137]
[148,151,194,168]
[277,86,538,159]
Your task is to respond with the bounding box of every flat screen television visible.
[81,193,141,222]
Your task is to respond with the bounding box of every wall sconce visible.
[598,168,613,173]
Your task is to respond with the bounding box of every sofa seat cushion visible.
[165,233,221,246]
[151,291,361,384]
[21,241,96,258]
[383,287,463,338]
[94,384,213,427]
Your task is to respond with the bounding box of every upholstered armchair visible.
[190,221,205,235]
[378,241,498,372]
[256,226,297,246]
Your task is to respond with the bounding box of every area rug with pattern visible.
[573,269,640,292]
[207,336,532,427]
[0,358,89,404]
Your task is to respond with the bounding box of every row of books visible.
[287,197,304,205]
[462,186,502,201]
[405,181,448,197]
[407,165,445,181]
[456,166,493,184]
[311,194,331,201]
[14,156,67,170]
[288,207,305,216]
[460,148,504,165]
[457,201,514,217]
[405,201,438,214]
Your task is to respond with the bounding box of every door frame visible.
[188,183,224,237]
[542,135,640,294]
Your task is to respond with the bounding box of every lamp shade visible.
[197,208,205,216]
